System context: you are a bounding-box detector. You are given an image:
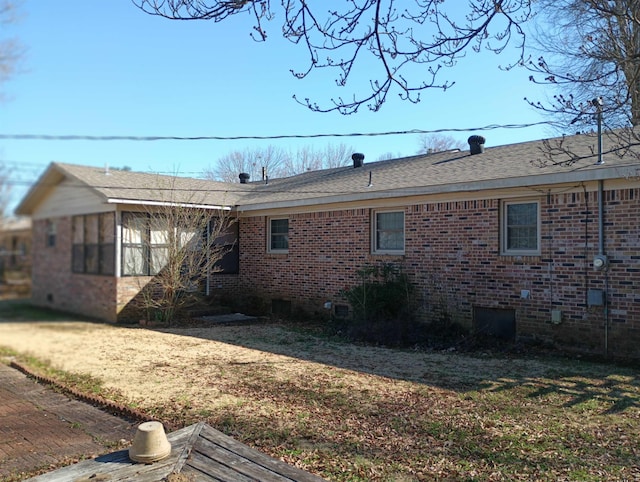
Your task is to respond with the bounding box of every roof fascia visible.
[108,198,233,210]
[15,163,114,216]
[14,165,65,215]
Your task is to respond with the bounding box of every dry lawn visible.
[0,302,638,481]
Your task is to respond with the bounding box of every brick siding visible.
[32,218,242,323]
[31,217,118,322]
[234,188,640,358]
[30,186,639,358]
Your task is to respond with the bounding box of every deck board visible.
[189,434,294,481]
[27,422,327,482]
[191,425,325,482]
[185,452,260,482]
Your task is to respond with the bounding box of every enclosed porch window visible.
[121,212,215,276]
[72,213,115,275]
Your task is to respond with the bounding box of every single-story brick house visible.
[15,130,640,358]
[14,164,242,322]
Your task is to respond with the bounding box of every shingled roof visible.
[16,163,245,215]
[236,130,640,210]
[16,130,640,216]
[57,163,242,205]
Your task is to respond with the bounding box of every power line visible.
[0,160,50,168]
[0,178,423,197]
[0,122,558,142]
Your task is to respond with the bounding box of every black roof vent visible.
[352,152,365,168]
[239,172,250,184]
[468,135,486,155]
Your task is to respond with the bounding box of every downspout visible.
[206,218,211,297]
[597,101,605,257]
[598,179,608,357]
[598,181,604,257]
[594,97,609,356]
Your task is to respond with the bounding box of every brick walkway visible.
[0,363,136,479]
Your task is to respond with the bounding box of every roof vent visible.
[352,152,365,168]
[239,172,250,184]
[468,135,486,155]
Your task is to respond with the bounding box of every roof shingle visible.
[16,130,640,216]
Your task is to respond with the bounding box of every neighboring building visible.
[15,131,640,358]
[0,217,31,277]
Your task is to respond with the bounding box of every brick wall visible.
[31,218,118,322]
[31,218,242,323]
[234,210,373,314]
[29,186,639,357]
[235,188,640,358]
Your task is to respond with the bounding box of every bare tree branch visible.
[204,142,354,182]
[417,133,466,154]
[0,162,10,219]
[133,0,534,114]
[526,0,640,128]
[530,127,640,168]
[0,1,23,88]
[203,145,289,182]
[124,176,235,325]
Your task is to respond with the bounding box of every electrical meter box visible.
[588,289,605,307]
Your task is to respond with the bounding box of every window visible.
[373,210,404,254]
[99,213,116,275]
[501,200,540,255]
[268,218,289,253]
[213,220,239,274]
[72,216,84,272]
[72,213,115,275]
[148,217,170,275]
[121,212,205,276]
[122,213,147,276]
[84,214,99,274]
[46,220,57,247]
[122,213,170,276]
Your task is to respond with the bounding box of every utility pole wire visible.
[0,122,559,142]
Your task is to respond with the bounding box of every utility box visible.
[593,255,608,271]
[588,289,606,307]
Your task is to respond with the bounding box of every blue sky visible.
[1,1,557,212]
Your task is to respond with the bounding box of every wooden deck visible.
[28,422,326,482]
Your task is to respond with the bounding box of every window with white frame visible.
[122,213,175,276]
[501,200,540,255]
[268,218,289,252]
[122,213,148,276]
[373,210,404,254]
[121,212,207,276]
